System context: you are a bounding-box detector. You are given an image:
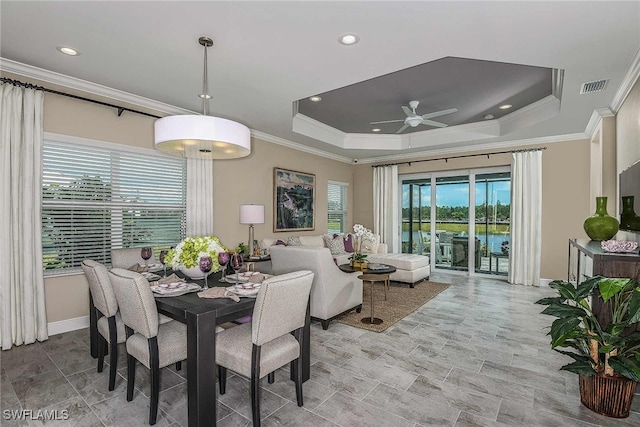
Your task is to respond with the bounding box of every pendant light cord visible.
[202,41,209,116]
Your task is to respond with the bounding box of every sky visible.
[402,181,510,208]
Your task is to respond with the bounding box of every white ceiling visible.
[1,1,639,162]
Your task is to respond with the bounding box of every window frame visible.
[327,180,348,234]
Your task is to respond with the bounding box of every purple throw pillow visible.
[275,239,287,246]
[343,234,354,252]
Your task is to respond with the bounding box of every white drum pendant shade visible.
[155,115,251,159]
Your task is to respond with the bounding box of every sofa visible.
[260,233,430,287]
[270,246,363,330]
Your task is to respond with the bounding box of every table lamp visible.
[239,204,265,255]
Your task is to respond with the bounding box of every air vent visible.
[580,79,609,94]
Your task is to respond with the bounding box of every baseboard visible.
[47,315,90,336]
[539,278,553,287]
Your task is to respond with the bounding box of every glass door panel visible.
[474,172,511,275]
[435,176,470,271]
[401,181,431,254]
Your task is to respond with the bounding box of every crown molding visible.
[584,108,615,139]
[250,130,352,163]
[610,47,640,113]
[0,58,193,115]
[356,132,587,164]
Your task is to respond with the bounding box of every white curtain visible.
[0,83,47,350]
[373,165,400,252]
[186,158,214,236]
[509,151,542,286]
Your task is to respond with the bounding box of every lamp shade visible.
[154,115,251,159]
[239,205,265,224]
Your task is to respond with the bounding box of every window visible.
[42,138,186,274]
[327,181,348,233]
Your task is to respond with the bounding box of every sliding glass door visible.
[401,167,510,276]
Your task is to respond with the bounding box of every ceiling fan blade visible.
[401,106,413,117]
[421,119,448,128]
[421,108,458,120]
[369,119,405,125]
[396,124,410,134]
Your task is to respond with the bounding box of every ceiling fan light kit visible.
[154,36,251,159]
[370,100,459,134]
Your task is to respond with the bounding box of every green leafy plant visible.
[236,243,249,254]
[348,252,368,262]
[166,236,227,270]
[536,276,640,381]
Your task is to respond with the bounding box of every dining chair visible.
[81,259,124,391]
[216,270,314,427]
[108,268,187,426]
[111,247,156,269]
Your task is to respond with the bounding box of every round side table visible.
[358,273,389,325]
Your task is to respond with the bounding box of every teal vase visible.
[583,196,619,241]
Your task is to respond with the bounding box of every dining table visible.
[89,268,311,427]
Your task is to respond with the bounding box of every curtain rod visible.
[0,77,161,119]
[371,146,547,168]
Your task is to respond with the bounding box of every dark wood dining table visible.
[89,269,311,427]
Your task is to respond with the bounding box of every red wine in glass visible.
[218,252,230,282]
[140,247,152,270]
[229,253,243,286]
[159,250,168,277]
[199,256,213,289]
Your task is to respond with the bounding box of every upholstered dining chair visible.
[216,270,314,427]
[108,268,187,425]
[111,247,156,269]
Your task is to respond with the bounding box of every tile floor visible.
[1,272,639,426]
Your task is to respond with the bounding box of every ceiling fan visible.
[370,100,459,134]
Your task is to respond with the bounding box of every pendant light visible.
[154,37,251,159]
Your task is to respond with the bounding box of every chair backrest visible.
[111,248,157,269]
[81,259,119,317]
[108,268,159,339]
[252,270,313,346]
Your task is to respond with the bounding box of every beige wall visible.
[13,73,352,323]
[352,139,592,280]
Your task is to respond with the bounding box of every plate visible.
[141,272,162,281]
[146,263,164,273]
[151,282,201,297]
[225,272,270,283]
[226,285,260,297]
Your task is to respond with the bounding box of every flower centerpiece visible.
[349,224,374,269]
[166,236,227,279]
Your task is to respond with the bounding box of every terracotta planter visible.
[579,373,638,418]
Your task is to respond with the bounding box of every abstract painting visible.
[273,167,315,232]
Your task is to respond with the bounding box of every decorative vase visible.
[579,373,638,418]
[583,197,619,241]
[179,265,206,280]
[620,196,640,231]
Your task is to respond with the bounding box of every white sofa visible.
[269,246,363,329]
[260,234,430,287]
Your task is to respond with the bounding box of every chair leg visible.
[175,361,182,371]
[149,337,160,426]
[108,316,118,391]
[218,366,227,395]
[97,335,106,373]
[355,304,363,313]
[267,372,275,384]
[125,326,135,402]
[293,328,304,407]
[320,319,331,330]
[251,345,262,427]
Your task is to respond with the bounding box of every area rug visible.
[335,280,450,332]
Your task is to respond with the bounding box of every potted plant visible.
[348,252,368,269]
[536,276,640,418]
[166,236,227,279]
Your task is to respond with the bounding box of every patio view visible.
[402,170,511,275]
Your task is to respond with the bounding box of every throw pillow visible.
[275,239,287,246]
[286,236,302,246]
[360,234,380,253]
[343,233,355,253]
[323,234,347,255]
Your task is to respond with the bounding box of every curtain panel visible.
[0,83,48,350]
[186,158,214,236]
[373,165,399,253]
[509,151,542,286]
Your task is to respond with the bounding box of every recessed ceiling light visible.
[339,34,360,45]
[498,104,512,110]
[483,114,495,120]
[56,46,79,56]
[309,96,322,102]
[372,128,381,132]
[198,94,212,99]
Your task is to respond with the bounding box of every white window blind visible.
[328,181,348,234]
[42,139,186,274]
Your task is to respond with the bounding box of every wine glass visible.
[229,253,244,287]
[199,255,213,289]
[140,247,152,270]
[159,250,168,277]
[218,251,230,282]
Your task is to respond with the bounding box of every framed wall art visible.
[273,167,315,232]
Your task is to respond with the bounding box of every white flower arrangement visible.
[166,236,227,270]
[350,224,374,262]
[353,224,373,240]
